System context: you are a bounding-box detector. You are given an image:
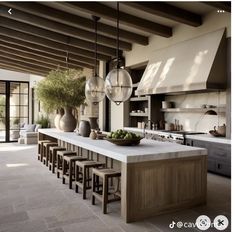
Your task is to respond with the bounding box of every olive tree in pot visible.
[36,69,86,132]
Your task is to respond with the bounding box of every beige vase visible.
[59,107,77,132]
[54,108,64,130]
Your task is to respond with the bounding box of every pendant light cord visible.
[94,17,98,76]
[116,2,120,68]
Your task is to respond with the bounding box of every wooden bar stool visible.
[62,156,87,189]
[75,160,105,199]
[56,151,76,178]
[38,140,51,161]
[42,142,58,166]
[49,146,66,173]
[91,168,121,214]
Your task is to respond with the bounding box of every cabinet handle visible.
[217,163,221,169]
[191,141,194,146]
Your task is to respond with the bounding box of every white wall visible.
[0,69,30,81]
[109,11,230,131]
[164,92,226,133]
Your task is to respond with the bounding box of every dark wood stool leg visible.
[75,164,79,193]
[82,166,87,199]
[62,159,66,184]
[52,150,56,173]
[57,154,61,178]
[69,160,73,189]
[92,173,96,205]
[102,176,108,214]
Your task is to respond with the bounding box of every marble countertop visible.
[124,127,231,145]
[39,128,207,163]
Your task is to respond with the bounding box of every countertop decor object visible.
[36,68,86,132]
[85,16,105,104]
[209,130,224,137]
[78,120,91,137]
[89,130,97,140]
[105,137,143,146]
[104,2,132,105]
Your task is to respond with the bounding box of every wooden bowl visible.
[105,137,143,146]
[209,130,225,137]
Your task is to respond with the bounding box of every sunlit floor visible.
[0,143,231,232]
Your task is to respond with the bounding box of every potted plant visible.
[36,115,50,128]
[36,68,86,132]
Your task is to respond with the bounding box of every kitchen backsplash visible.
[164,91,226,133]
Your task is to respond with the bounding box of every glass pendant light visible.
[105,2,133,105]
[85,16,105,104]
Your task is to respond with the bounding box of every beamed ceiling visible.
[0,1,231,76]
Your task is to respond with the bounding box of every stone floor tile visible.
[0,211,28,226]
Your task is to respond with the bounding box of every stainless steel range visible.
[145,130,205,145]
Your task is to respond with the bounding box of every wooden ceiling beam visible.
[0,51,62,71]
[123,2,202,27]
[0,28,111,61]
[0,45,93,70]
[204,2,231,12]
[30,2,148,45]
[36,2,149,45]
[0,18,116,57]
[0,63,47,76]
[58,2,172,37]
[0,4,131,51]
[0,40,95,66]
[0,58,50,75]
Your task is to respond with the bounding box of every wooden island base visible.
[38,130,207,223]
[121,156,207,222]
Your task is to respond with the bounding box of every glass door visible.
[0,82,6,142]
[9,82,29,142]
[0,81,29,143]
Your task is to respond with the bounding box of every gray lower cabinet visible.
[185,139,231,177]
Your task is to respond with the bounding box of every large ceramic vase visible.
[59,107,77,132]
[89,117,99,130]
[78,120,91,137]
[54,108,64,130]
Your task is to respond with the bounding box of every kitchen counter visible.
[38,128,207,223]
[185,134,231,144]
[38,128,206,163]
[124,127,231,144]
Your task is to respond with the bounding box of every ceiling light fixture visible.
[105,2,133,105]
[85,16,105,105]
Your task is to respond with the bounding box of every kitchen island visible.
[38,128,207,223]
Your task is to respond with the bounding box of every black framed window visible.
[0,81,29,142]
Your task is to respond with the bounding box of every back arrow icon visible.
[8,8,12,15]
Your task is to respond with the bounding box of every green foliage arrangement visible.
[35,69,86,112]
[36,115,50,128]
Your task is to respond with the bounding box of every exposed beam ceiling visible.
[0,57,51,74]
[0,51,66,71]
[0,4,131,51]
[50,2,172,37]
[0,28,111,61]
[2,2,148,46]
[0,64,47,76]
[122,2,202,27]
[0,40,95,66]
[204,2,231,12]
[0,45,94,70]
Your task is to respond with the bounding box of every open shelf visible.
[130,96,149,102]
[161,107,226,113]
[129,112,148,117]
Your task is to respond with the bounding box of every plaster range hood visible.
[136,28,227,96]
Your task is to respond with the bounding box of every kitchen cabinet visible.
[185,138,231,177]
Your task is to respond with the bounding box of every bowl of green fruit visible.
[105,129,143,146]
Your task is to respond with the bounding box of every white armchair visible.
[19,124,42,144]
